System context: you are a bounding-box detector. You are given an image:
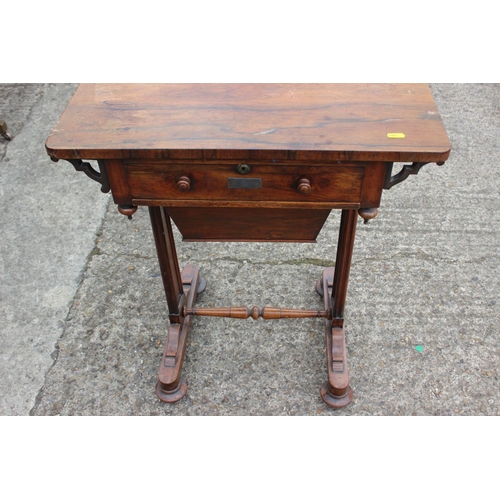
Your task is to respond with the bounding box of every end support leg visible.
[319,266,353,408]
[156,264,204,403]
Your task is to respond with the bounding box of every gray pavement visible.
[0,83,498,415]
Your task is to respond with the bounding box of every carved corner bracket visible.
[51,157,110,193]
[384,161,444,190]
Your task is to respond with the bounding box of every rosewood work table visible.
[46,84,450,408]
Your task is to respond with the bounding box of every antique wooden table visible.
[46,84,450,408]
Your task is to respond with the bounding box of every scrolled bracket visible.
[384,161,444,190]
[51,157,110,193]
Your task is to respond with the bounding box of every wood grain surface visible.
[46,84,450,163]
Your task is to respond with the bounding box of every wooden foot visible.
[0,121,13,141]
[197,276,206,295]
[156,378,187,403]
[320,381,353,408]
[156,264,203,403]
[320,267,353,408]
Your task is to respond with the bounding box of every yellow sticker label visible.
[387,133,405,138]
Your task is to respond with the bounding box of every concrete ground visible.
[0,83,498,416]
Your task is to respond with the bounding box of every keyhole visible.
[236,164,251,175]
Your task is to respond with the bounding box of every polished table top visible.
[46,84,450,163]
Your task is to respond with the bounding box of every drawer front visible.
[123,162,365,204]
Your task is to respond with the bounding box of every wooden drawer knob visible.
[297,178,311,194]
[176,176,191,191]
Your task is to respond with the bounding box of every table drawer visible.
[123,162,365,205]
